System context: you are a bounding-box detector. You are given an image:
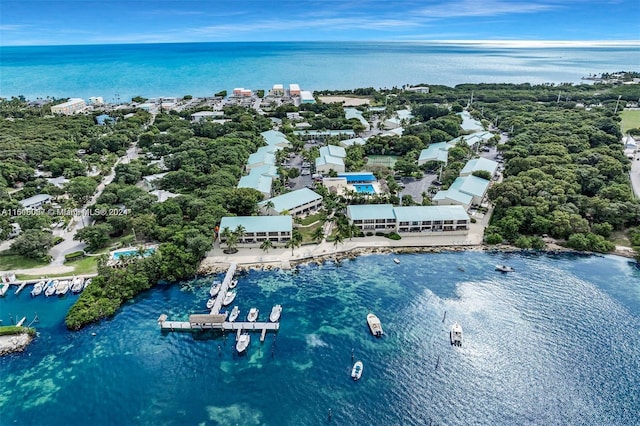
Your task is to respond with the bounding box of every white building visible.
[191,111,224,122]
[19,194,52,209]
[219,216,292,245]
[272,84,284,96]
[88,96,104,105]
[346,204,470,234]
[51,98,86,115]
[315,145,347,174]
[289,84,301,96]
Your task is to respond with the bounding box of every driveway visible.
[400,174,437,203]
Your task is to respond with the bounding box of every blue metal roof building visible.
[337,172,376,183]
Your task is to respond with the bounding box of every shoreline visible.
[0,333,34,356]
[197,239,637,275]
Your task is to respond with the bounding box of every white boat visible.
[495,265,515,272]
[450,322,463,346]
[247,307,259,322]
[83,278,92,289]
[229,279,238,289]
[56,280,70,296]
[269,304,282,322]
[351,361,363,380]
[45,280,58,297]
[209,281,221,297]
[229,306,240,322]
[393,258,400,264]
[31,280,46,297]
[0,283,9,297]
[71,277,85,293]
[236,333,250,354]
[206,298,215,309]
[222,291,236,306]
[367,313,383,337]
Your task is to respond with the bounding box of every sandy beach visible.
[317,96,371,106]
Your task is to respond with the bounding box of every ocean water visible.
[1,251,639,425]
[1,42,639,102]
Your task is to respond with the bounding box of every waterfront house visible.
[347,204,397,233]
[289,84,301,96]
[219,215,292,245]
[394,205,469,234]
[51,98,86,115]
[271,84,284,96]
[259,188,322,216]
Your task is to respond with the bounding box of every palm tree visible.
[233,225,246,243]
[312,227,324,244]
[221,226,237,254]
[260,239,273,253]
[263,200,275,214]
[333,232,344,248]
[285,230,303,255]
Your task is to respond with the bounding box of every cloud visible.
[0,24,29,31]
[416,0,559,18]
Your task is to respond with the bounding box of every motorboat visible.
[269,304,282,322]
[222,291,236,306]
[236,333,250,354]
[209,281,222,297]
[351,361,363,380]
[450,322,463,346]
[229,279,238,289]
[393,258,400,264]
[83,278,92,289]
[45,280,58,297]
[56,280,70,296]
[495,265,515,272]
[367,313,383,337]
[229,306,240,322]
[31,280,45,297]
[0,283,9,297]
[71,277,84,293]
[247,307,259,322]
[206,298,216,309]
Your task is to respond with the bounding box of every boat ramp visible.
[158,263,280,342]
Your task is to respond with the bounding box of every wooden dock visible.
[158,262,280,339]
[159,320,280,333]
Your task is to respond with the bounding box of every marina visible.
[158,263,280,340]
[0,274,98,298]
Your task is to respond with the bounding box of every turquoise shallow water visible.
[1,251,639,425]
[1,42,639,101]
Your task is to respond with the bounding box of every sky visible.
[0,0,638,46]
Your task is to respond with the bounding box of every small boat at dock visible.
[45,280,58,297]
[206,298,215,309]
[56,280,70,296]
[83,278,92,289]
[71,277,84,293]
[222,291,236,306]
[229,306,240,322]
[270,304,282,322]
[210,281,221,297]
[236,333,250,354]
[31,280,46,297]
[495,265,515,272]
[351,361,363,380]
[450,322,463,346]
[0,283,10,297]
[247,307,259,322]
[229,279,238,289]
[393,258,400,264]
[367,313,383,337]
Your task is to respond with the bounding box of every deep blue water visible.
[1,42,639,101]
[1,251,639,425]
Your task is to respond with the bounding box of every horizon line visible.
[1,39,639,48]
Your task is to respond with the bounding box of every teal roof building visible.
[259,188,322,216]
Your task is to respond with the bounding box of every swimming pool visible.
[111,248,156,260]
[353,184,376,194]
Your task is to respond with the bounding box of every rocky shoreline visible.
[0,333,34,356]
[197,241,631,275]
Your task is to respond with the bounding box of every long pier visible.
[158,262,280,340]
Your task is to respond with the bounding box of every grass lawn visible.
[620,109,640,134]
[298,212,326,226]
[296,221,324,243]
[15,256,98,280]
[0,252,49,270]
